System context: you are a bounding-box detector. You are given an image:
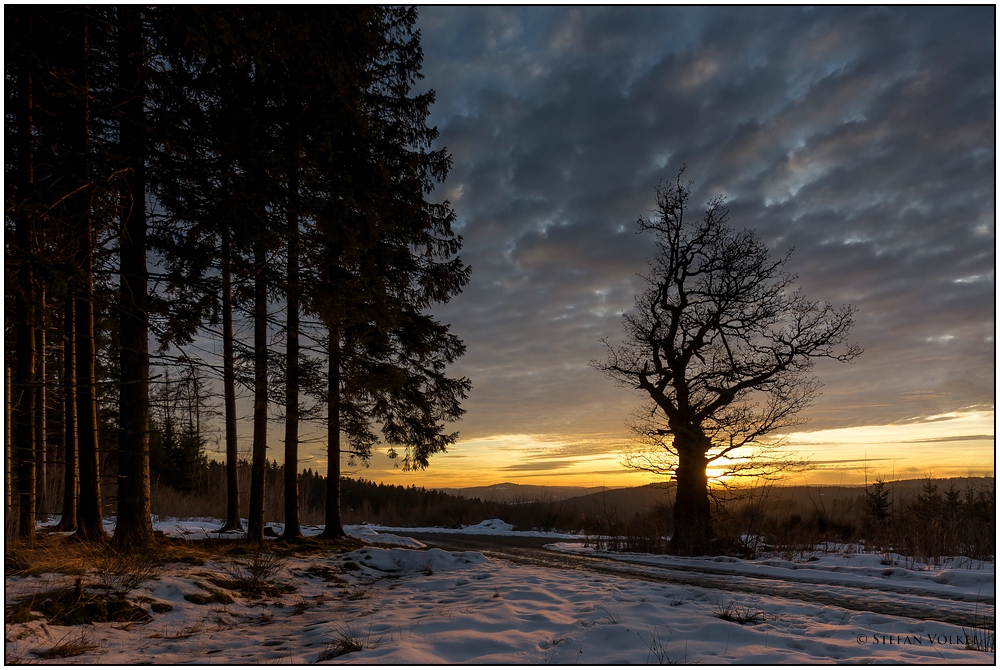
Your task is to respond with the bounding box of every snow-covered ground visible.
[5,517,994,664]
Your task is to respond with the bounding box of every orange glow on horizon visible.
[216,410,993,491]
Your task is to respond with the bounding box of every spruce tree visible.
[115,5,154,548]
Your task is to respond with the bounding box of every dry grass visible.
[6,533,92,577]
[220,547,291,598]
[316,620,384,661]
[5,529,358,582]
[93,547,160,599]
[32,631,99,659]
[713,598,767,625]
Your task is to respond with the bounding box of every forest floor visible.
[4,517,995,664]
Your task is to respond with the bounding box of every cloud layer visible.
[413,7,994,448]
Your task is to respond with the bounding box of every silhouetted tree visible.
[595,170,861,555]
[310,7,470,539]
[114,5,154,548]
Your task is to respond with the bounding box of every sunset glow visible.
[206,7,993,494]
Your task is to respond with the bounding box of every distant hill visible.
[436,482,608,503]
[559,483,676,518]
[440,477,994,520]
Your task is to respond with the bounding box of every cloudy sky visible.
[310,7,995,488]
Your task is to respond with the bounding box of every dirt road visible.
[402,531,995,628]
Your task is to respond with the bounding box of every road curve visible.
[401,531,995,629]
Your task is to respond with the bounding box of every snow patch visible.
[349,547,488,575]
[464,518,514,533]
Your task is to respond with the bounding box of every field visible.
[4,516,995,664]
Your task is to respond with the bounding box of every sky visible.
[213,7,995,490]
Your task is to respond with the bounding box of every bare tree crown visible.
[596,171,861,473]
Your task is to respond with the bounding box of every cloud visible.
[500,460,573,473]
[415,6,994,451]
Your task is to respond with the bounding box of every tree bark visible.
[59,295,78,531]
[218,230,243,532]
[319,326,345,539]
[75,222,103,541]
[281,137,302,542]
[5,364,12,536]
[34,296,47,518]
[14,16,37,542]
[14,314,36,542]
[114,6,153,548]
[72,15,104,542]
[247,243,268,543]
[670,428,712,556]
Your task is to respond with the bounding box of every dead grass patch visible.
[713,598,767,625]
[221,548,295,598]
[6,579,151,626]
[32,631,99,659]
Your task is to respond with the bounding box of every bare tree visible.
[594,170,861,556]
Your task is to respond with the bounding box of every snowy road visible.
[404,531,995,628]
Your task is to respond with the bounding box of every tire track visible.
[403,532,994,628]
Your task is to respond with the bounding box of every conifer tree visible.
[310,7,470,538]
[115,5,154,548]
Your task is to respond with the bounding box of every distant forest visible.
[6,6,470,546]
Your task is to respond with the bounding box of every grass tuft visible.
[32,631,99,659]
[221,547,290,598]
[316,620,384,662]
[639,625,688,664]
[713,598,767,625]
[962,604,996,653]
[93,545,160,599]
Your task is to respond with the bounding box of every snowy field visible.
[4,517,995,664]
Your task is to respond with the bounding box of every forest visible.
[5,6,471,547]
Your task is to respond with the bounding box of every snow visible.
[6,517,994,664]
[351,547,487,575]
[550,543,996,602]
[373,517,580,539]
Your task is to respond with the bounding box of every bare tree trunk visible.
[73,16,104,542]
[319,326,345,539]
[218,231,243,532]
[59,295,78,531]
[114,5,153,548]
[14,17,37,542]
[15,314,36,542]
[34,295,46,519]
[75,227,103,541]
[281,141,301,542]
[247,243,268,543]
[5,363,12,537]
[670,430,712,556]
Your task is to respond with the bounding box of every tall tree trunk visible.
[319,326,345,539]
[281,141,301,542]
[34,296,46,518]
[670,429,712,556]
[247,243,268,543]
[75,220,102,541]
[5,364,11,537]
[115,6,153,548]
[218,230,243,532]
[3,363,14,540]
[46,311,59,511]
[59,295,78,531]
[14,16,37,542]
[73,15,104,542]
[14,313,36,542]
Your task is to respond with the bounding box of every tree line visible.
[5,6,470,547]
